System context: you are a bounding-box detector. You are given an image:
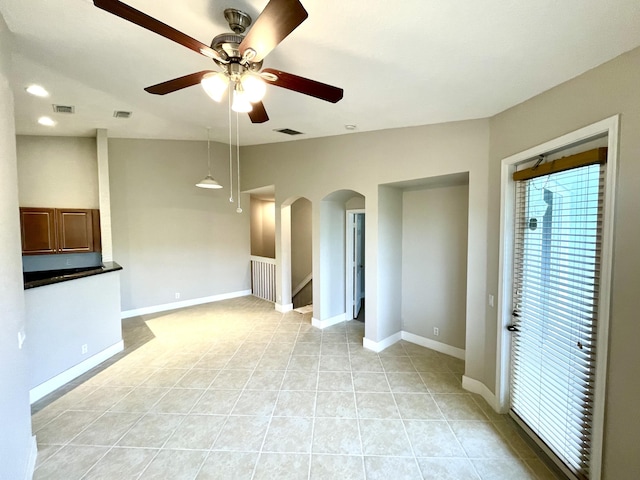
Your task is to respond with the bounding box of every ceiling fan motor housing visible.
[211,32,262,72]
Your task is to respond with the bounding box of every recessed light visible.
[38,116,56,127]
[25,85,49,97]
[345,124,357,130]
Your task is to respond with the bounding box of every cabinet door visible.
[57,209,94,253]
[20,208,57,254]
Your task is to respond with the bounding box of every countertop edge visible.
[24,262,123,290]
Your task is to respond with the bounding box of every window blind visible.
[510,162,605,480]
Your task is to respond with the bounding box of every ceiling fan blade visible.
[248,101,269,123]
[262,68,343,103]
[93,0,223,61]
[239,0,308,63]
[145,71,215,95]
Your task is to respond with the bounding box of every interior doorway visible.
[291,197,313,309]
[346,210,365,321]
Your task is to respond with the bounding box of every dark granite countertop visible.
[24,261,123,290]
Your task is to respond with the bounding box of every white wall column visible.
[275,203,292,312]
[96,129,113,262]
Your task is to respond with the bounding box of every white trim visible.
[312,312,346,329]
[401,331,466,360]
[250,255,276,265]
[24,436,37,480]
[363,331,402,352]
[121,290,251,318]
[292,272,313,297]
[29,340,124,404]
[496,115,619,480]
[275,302,293,313]
[462,375,503,413]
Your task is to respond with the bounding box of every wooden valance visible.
[513,147,608,181]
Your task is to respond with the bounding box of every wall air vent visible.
[274,128,304,136]
[113,110,132,119]
[52,105,75,114]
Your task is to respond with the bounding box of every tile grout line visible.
[246,310,290,480]
[346,325,367,479]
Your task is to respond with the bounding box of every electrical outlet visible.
[175,292,180,299]
[433,327,439,336]
[81,344,88,354]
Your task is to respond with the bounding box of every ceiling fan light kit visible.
[93,0,344,123]
[201,72,229,102]
[232,88,252,113]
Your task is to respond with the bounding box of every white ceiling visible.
[2,0,640,145]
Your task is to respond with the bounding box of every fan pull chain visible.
[228,87,234,202]
[236,111,242,213]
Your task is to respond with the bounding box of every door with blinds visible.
[509,148,606,480]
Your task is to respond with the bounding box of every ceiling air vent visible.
[274,128,303,136]
[52,104,74,114]
[113,110,132,119]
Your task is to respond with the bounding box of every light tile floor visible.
[31,296,559,479]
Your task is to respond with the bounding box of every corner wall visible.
[0,14,36,480]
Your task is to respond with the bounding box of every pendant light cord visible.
[206,127,211,175]
[236,111,242,213]
[228,87,234,202]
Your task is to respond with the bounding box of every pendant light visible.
[196,128,223,189]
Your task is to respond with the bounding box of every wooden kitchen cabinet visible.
[20,208,57,254]
[20,207,101,255]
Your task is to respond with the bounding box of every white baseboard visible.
[275,302,293,313]
[29,340,124,404]
[121,290,251,318]
[24,435,37,480]
[363,331,403,352]
[311,313,346,329]
[462,375,503,413]
[401,331,466,360]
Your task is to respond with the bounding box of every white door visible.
[353,213,365,318]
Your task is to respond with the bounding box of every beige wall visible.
[250,197,275,258]
[17,135,98,208]
[402,183,469,349]
[488,46,640,479]
[291,197,312,290]
[109,138,251,312]
[0,14,34,479]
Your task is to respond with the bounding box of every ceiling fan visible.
[93,0,344,123]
